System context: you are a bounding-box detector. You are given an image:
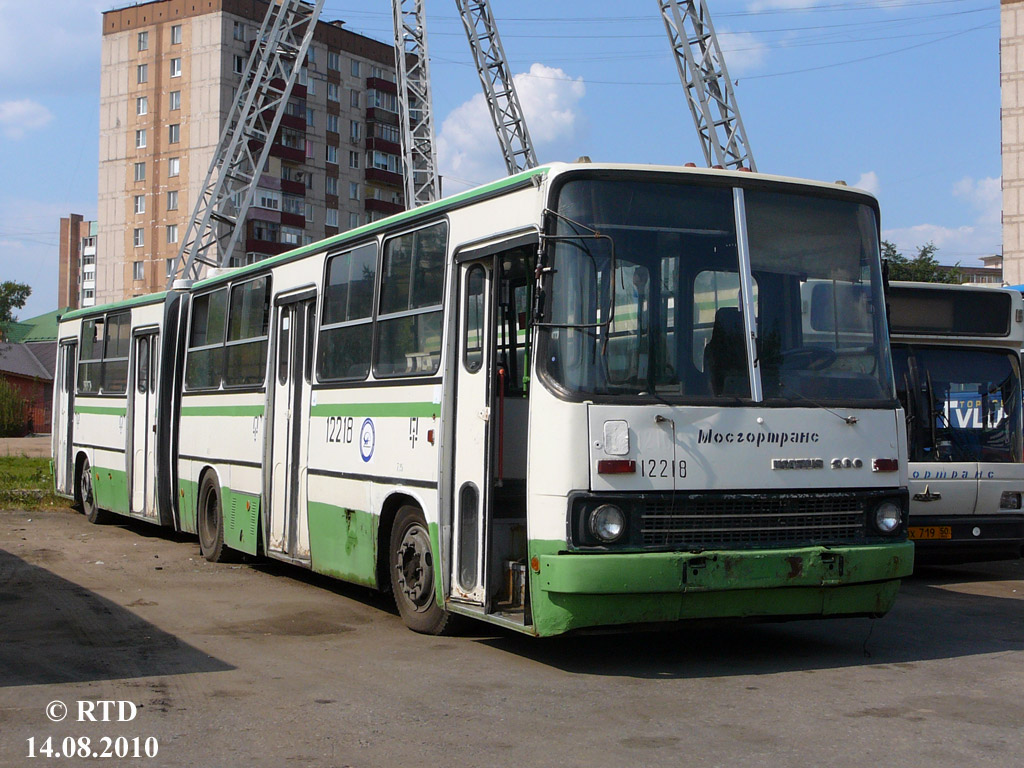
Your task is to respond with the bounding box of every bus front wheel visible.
[198,473,230,563]
[79,458,111,525]
[389,505,452,635]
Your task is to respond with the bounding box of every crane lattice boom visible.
[393,0,441,206]
[455,0,538,175]
[168,0,325,286]
[658,0,756,172]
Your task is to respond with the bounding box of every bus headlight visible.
[589,504,626,544]
[1000,491,1022,510]
[873,501,902,534]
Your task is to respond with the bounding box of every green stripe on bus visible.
[75,405,127,416]
[308,402,440,419]
[60,291,168,322]
[193,165,550,290]
[180,405,265,417]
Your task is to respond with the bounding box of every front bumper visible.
[528,541,914,636]
[910,514,1024,564]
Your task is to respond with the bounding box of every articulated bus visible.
[53,162,913,636]
[887,282,1024,562]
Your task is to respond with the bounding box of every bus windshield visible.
[540,176,895,404]
[893,345,1023,463]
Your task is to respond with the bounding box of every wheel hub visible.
[395,525,433,609]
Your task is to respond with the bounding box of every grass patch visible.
[0,456,71,510]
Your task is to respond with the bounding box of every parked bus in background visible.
[887,282,1024,562]
[54,162,913,636]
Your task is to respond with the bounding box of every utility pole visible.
[168,0,326,286]
[658,0,756,172]
[455,0,537,175]
[393,0,441,206]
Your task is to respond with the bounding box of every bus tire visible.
[389,505,452,635]
[79,458,112,525]
[197,473,230,563]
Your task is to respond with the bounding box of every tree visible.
[0,375,26,437]
[882,241,961,284]
[0,281,32,340]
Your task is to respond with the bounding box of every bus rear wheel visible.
[79,458,111,525]
[389,505,452,635]
[198,473,231,563]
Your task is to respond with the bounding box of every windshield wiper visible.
[779,383,858,425]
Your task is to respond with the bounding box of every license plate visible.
[908,526,952,540]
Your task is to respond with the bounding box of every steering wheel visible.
[780,346,837,371]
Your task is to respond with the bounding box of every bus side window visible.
[375,222,447,377]
[137,336,149,394]
[278,311,290,385]
[464,265,486,373]
[304,302,314,384]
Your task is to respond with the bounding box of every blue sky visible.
[0,0,1001,319]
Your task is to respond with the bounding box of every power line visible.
[428,20,993,85]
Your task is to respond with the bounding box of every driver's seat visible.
[704,307,749,396]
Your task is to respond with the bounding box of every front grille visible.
[639,494,866,548]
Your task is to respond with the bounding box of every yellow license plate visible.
[908,526,952,540]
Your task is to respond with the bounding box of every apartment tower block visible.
[98,0,404,302]
[58,214,99,310]
[1003,0,1024,283]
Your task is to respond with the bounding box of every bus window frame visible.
[76,310,132,397]
[316,240,380,384]
[372,219,449,380]
[222,274,273,390]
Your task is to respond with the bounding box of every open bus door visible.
[54,340,77,496]
[129,330,159,519]
[450,239,534,619]
[267,292,316,562]
[451,256,493,605]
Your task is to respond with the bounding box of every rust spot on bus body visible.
[785,556,804,579]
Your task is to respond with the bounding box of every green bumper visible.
[528,541,914,637]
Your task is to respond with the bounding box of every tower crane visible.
[166,0,537,286]
[168,0,326,287]
[455,0,538,176]
[392,0,538,205]
[393,1,442,207]
[658,0,756,172]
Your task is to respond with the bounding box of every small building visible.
[0,343,55,436]
[0,309,63,436]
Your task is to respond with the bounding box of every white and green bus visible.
[54,162,913,636]
[888,282,1024,562]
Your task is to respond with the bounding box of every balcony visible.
[365,198,404,216]
[367,76,397,94]
[245,238,290,256]
[366,137,401,155]
[366,108,399,126]
[365,167,403,187]
[280,113,306,131]
[280,212,305,228]
[270,143,305,162]
[280,178,305,196]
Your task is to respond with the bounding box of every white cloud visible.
[953,176,1001,226]
[882,222,1000,266]
[0,0,106,93]
[882,176,1002,265]
[746,0,822,11]
[0,99,54,139]
[438,63,585,193]
[854,171,880,196]
[717,30,769,75]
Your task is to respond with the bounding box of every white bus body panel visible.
[588,405,904,492]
